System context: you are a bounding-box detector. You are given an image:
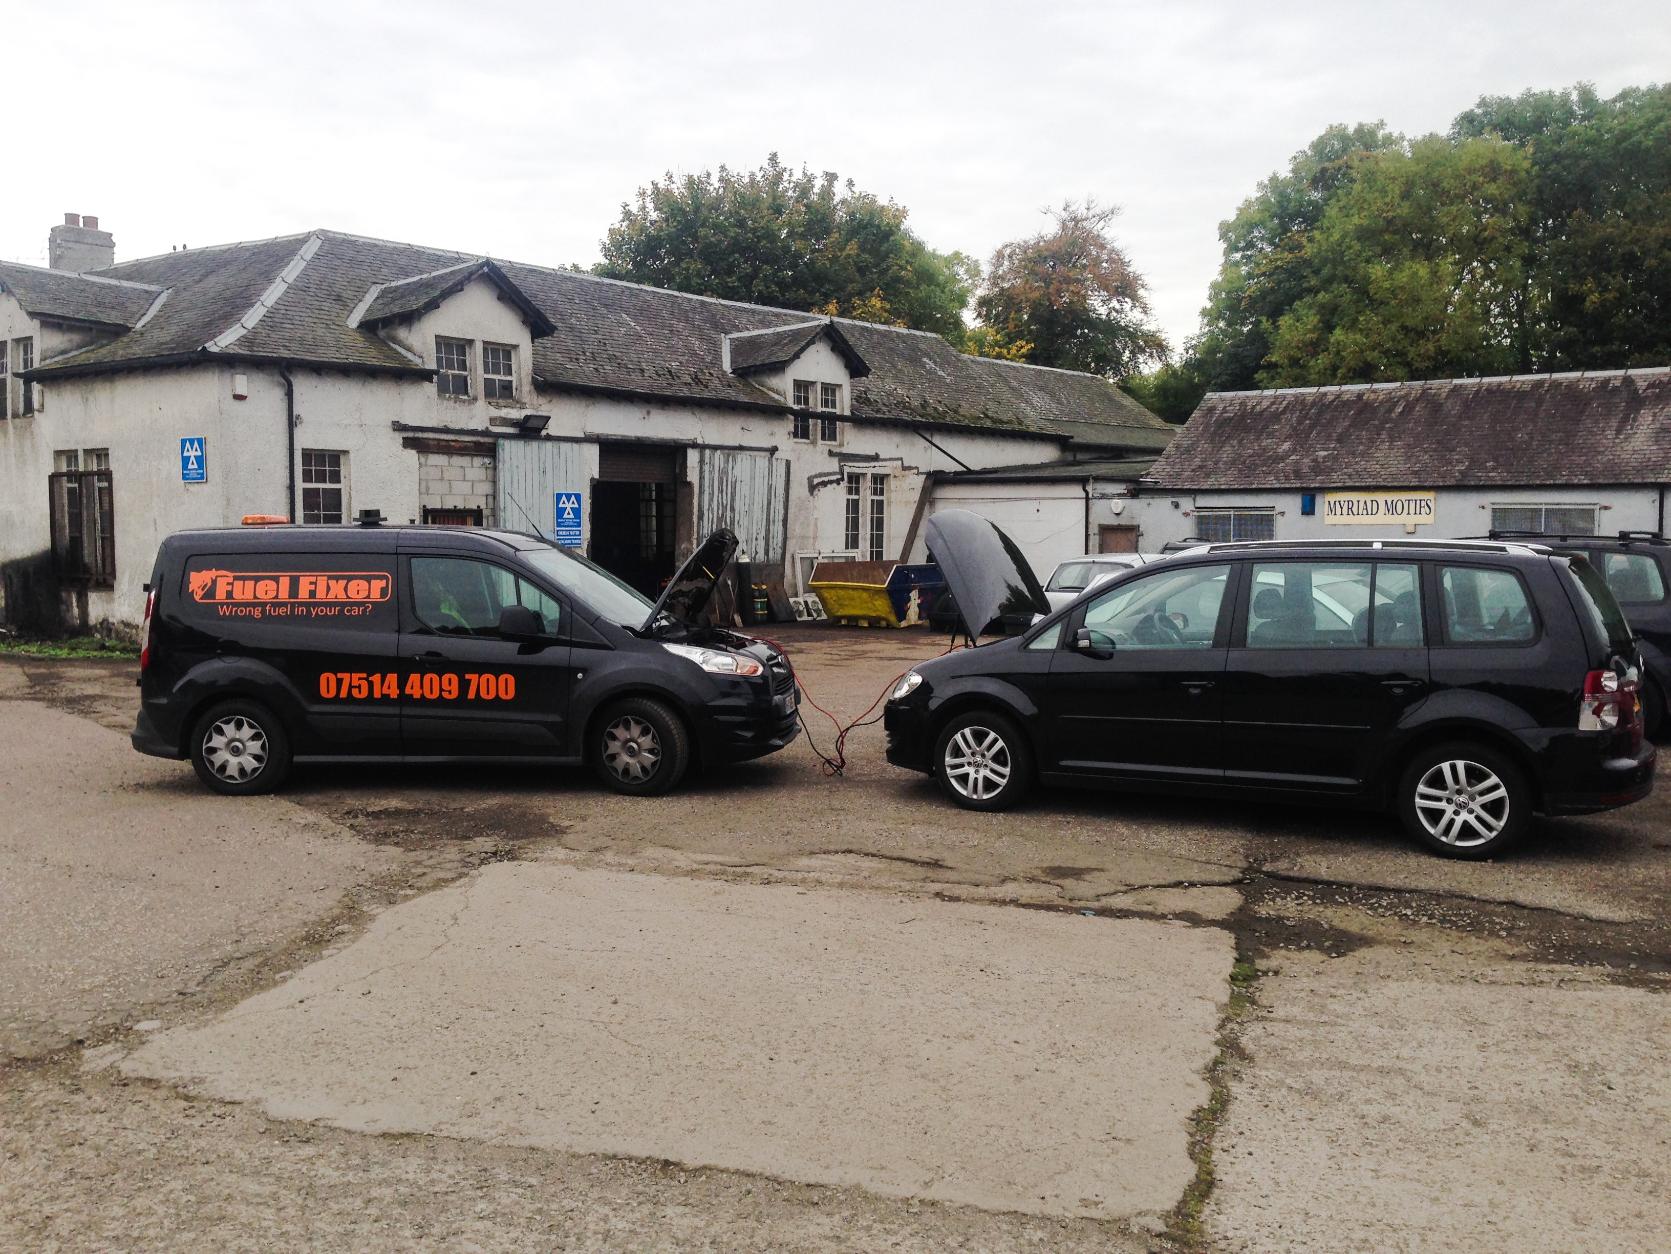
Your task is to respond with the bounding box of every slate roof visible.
[0,261,160,328]
[357,259,555,336]
[23,228,1174,448]
[1147,370,1671,489]
[725,320,871,378]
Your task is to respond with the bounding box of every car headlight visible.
[890,671,924,701]
[661,642,765,677]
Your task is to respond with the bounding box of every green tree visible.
[595,155,976,340]
[1122,359,1210,423]
[972,201,1166,378]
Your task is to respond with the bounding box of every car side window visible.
[1081,563,1229,650]
[1439,566,1536,645]
[1599,552,1666,605]
[1370,563,1425,648]
[1026,621,1063,650]
[411,557,559,637]
[1246,562,1371,648]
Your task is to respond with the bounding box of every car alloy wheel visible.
[942,724,1013,802]
[602,714,662,784]
[200,714,271,784]
[1412,757,1511,849]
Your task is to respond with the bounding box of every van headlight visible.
[890,671,924,701]
[661,642,764,677]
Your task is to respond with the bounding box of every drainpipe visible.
[1083,478,1093,553]
[279,364,297,520]
[1659,484,1666,536]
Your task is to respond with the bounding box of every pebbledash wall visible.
[1121,486,1668,549]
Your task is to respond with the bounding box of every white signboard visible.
[1323,490,1436,525]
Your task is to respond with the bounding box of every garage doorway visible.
[1098,524,1139,553]
[591,443,680,597]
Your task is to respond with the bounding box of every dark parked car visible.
[885,512,1653,859]
[1486,531,1670,738]
[133,522,798,796]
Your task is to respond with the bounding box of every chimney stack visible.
[49,212,115,272]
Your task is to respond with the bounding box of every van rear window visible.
[181,555,396,628]
[1565,555,1635,656]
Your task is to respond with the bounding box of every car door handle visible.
[1381,678,1424,692]
[412,650,447,662]
[1180,680,1215,693]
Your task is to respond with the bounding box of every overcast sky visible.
[7,0,1667,351]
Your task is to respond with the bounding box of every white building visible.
[1125,371,1671,549]
[0,217,1175,634]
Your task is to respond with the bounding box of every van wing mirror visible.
[1074,626,1114,659]
[497,604,545,640]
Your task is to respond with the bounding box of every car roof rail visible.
[1185,537,1549,556]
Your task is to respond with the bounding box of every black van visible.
[884,512,1654,859]
[133,522,798,796]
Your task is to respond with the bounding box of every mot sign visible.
[554,491,583,547]
[180,437,207,483]
[1323,490,1436,525]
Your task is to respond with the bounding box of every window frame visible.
[435,336,473,400]
[866,472,887,562]
[481,342,516,402]
[1193,506,1275,543]
[48,467,116,588]
[1488,503,1599,536]
[791,380,815,441]
[300,448,348,525]
[13,337,33,416]
[1434,562,1542,649]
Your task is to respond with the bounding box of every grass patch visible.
[1165,956,1259,1250]
[0,634,139,660]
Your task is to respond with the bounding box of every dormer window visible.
[483,343,517,401]
[436,336,471,399]
[791,379,814,441]
[818,382,841,443]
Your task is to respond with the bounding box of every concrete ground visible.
[2,629,1668,1251]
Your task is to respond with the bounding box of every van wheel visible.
[592,698,689,796]
[933,710,1031,812]
[1398,742,1528,859]
[190,700,291,796]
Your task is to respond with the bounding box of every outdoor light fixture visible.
[516,412,551,434]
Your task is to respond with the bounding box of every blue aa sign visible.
[554,491,583,546]
[180,437,207,483]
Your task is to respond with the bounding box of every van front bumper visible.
[700,685,801,763]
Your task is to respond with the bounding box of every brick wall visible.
[418,451,496,525]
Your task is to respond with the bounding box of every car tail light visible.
[1580,668,1642,748]
[139,589,156,671]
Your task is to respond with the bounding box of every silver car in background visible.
[1042,553,1169,612]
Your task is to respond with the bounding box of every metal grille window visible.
[1194,507,1275,542]
[791,380,814,440]
[49,468,115,587]
[436,337,472,398]
[867,473,887,561]
[1489,504,1597,536]
[482,343,516,400]
[301,449,347,524]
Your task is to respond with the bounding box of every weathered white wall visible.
[1124,486,1667,549]
[925,481,1090,577]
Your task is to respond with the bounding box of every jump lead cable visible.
[756,631,969,778]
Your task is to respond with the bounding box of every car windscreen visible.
[518,545,654,629]
[1564,555,1635,657]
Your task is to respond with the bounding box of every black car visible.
[133,522,798,796]
[1486,531,1670,738]
[886,511,1654,859]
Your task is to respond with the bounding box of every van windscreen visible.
[1564,555,1635,657]
[519,545,654,629]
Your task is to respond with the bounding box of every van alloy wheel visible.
[942,725,1013,802]
[1412,758,1510,848]
[602,715,662,783]
[201,715,270,783]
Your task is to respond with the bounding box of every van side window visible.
[411,557,561,637]
[1246,562,1371,648]
[1439,566,1535,644]
[1082,563,1229,650]
[1370,563,1425,647]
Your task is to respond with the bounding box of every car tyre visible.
[1398,741,1529,860]
[591,697,689,796]
[189,699,291,796]
[933,709,1032,812]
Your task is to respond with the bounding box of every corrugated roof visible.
[0,261,160,328]
[1147,369,1671,488]
[26,228,1176,447]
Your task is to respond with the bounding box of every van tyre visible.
[934,710,1031,812]
[190,699,291,796]
[592,697,689,796]
[1399,741,1529,859]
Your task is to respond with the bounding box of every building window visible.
[49,459,115,588]
[1489,504,1597,536]
[436,337,472,398]
[818,382,841,443]
[6,336,35,417]
[482,343,516,401]
[301,449,347,524]
[1195,507,1275,543]
[844,472,887,559]
[791,379,814,441]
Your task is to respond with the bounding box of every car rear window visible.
[1438,566,1536,645]
[1598,551,1667,605]
[1565,556,1636,656]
